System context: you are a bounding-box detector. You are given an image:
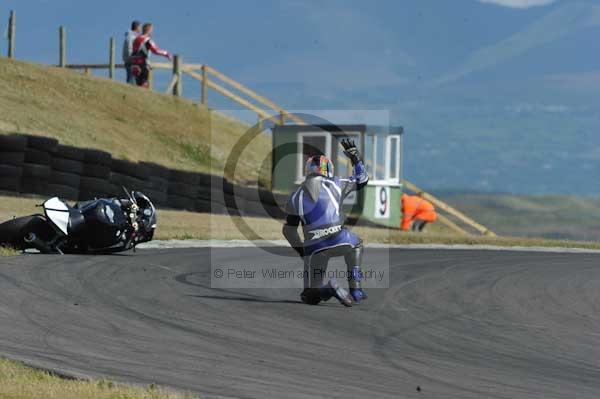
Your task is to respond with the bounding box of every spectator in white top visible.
[122,20,141,85]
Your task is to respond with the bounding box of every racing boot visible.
[319,278,352,307]
[348,266,368,304]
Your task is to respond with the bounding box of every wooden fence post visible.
[172,55,182,96]
[59,26,66,67]
[7,10,15,59]
[109,37,115,79]
[279,111,285,125]
[201,65,207,105]
[148,69,153,90]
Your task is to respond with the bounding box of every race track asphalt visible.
[1,247,600,398]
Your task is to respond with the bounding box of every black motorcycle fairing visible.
[67,207,85,236]
[69,199,131,251]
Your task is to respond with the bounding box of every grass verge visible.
[0,358,196,399]
[159,210,600,250]
[0,246,19,256]
[1,194,599,251]
[444,193,600,241]
[0,57,269,182]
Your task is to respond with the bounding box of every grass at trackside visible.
[444,194,600,242]
[2,194,599,253]
[0,246,18,256]
[161,210,600,250]
[0,358,196,399]
[0,57,270,183]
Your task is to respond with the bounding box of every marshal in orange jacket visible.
[401,194,438,230]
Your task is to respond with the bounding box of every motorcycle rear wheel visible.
[0,215,56,251]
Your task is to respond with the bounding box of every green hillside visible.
[0,57,269,182]
[444,194,600,241]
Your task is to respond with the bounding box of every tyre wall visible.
[0,134,286,218]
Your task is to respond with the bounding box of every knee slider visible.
[300,288,322,305]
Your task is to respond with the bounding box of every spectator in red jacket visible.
[129,23,172,88]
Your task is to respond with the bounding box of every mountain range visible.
[239,0,600,195]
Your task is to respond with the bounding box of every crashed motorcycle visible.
[0,189,156,254]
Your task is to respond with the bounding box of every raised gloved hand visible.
[341,138,361,165]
